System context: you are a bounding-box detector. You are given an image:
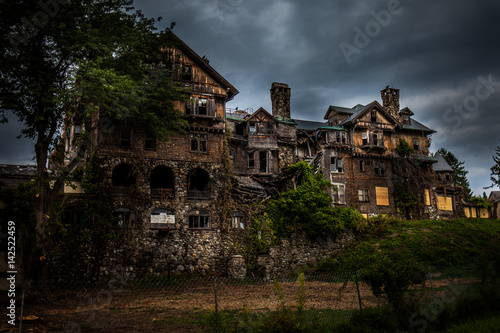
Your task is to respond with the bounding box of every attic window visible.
[403,114,410,125]
[371,110,377,122]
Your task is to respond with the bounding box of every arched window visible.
[187,168,210,199]
[150,208,175,229]
[112,163,135,187]
[188,210,210,229]
[150,166,174,199]
[113,207,136,227]
[230,212,244,229]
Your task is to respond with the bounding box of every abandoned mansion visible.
[1,32,469,278]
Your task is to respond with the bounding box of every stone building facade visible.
[1,32,466,280]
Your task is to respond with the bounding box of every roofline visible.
[167,31,239,101]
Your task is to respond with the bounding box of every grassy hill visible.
[323,217,500,270]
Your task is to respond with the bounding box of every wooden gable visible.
[245,107,278,124]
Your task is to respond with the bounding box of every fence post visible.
[214,277,219,333]
[354,271,363,314]
[428,270,437,310]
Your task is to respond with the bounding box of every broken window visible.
[145,131,156,150]
[413,138,419,151]
[198,98,208,115]
[190,133,208,153]
[332,183,346,204]
[189,210,210,229]
[331,156,343,173]
[230,212,244,229]
[113,207,136,227]
[112,163,135,187]
[380,161,386,175]
[182,65,192,81]
[358,189,369,202]
[362,132,368,145]
[249,122,256,134]
[120,127,131,147]
[371,110,377,122]
[335,131,347,144]
[375,187,389,206]
[187,168,210,199]
[248,152,255,168]
[185,97,215,116]
[150,166,174,198]
[259,151,268,173]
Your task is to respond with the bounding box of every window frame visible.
[188,210,211,229]
[113,207,136,227]
[331,156,344,173]
[362,132,368,145]
[358,189,369,202]
[413,138,419,151]
[190,133,208,153]
[230,212,245,229]
[248,151,255,168]
[371,110,377,122]
[332,183,346,204]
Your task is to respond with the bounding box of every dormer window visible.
[403,114,410,125]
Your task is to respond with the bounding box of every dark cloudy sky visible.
[1,0,500,196]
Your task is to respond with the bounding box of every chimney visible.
[270,82,291,120]
[381,86,400,118]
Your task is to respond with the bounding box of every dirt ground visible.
[2,277,475,332]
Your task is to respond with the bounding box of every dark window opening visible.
[259,151,268,173]
[413,138,419,151]
[198,98,207,115]
[380,161,386,175]
[188,168,210,199]
[374,160,379,175]
[150,166,174,198]
[362,132,368,145]
[182,65,192,81]
[190,133,208,153]
[121,127,131,147]
[189,210,210,229]
[371,110,377,122]
[185,100,194,115]
[249,123,256,134]
[403,115,410,125]
[145,132,156,150]
[112,164,136,187]
[267,122,275,134]
[360,160,365,172]
[248,152,255,168]
[331,156,343,173]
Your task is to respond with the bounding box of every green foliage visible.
[395,138,414,157]
[265,162,364,239]
[466,196,493,209]
[437,148,472,197]
[394,182,419,219]
[489,142,500,189]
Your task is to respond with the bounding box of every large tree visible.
[489,143,500,189]
[0,0,186,279]
[437,148,472,197]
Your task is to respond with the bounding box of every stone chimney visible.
[270,82,291,120]
[381,86,400,118]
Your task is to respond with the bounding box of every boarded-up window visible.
[480,208,489,218]
[464,207,471,218]
[471,208,477,218]
[375,187,389,206]
[436,195,453,211]
[424,189,431,206]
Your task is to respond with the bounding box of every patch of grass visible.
[444,315,500,333]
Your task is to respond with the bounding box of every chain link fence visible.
[8,264,500,332]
